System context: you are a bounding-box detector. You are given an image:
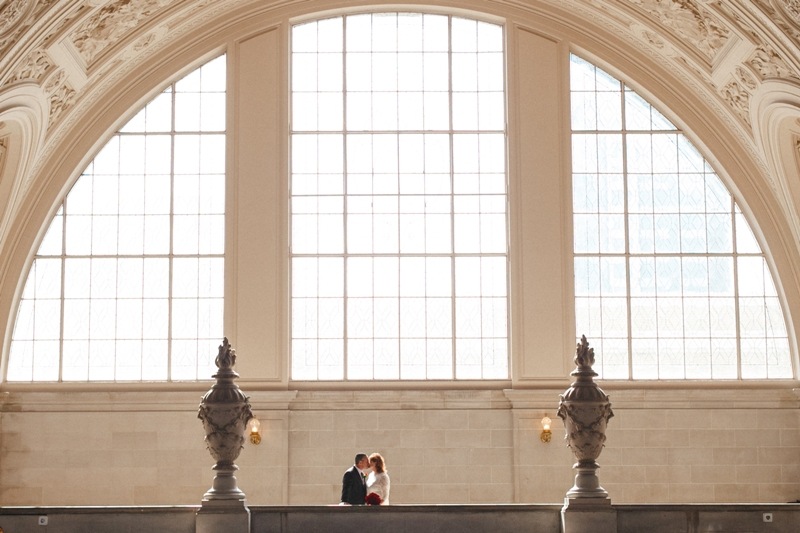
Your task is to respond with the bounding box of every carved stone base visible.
[563,495,611,509]
[561,498,616,533]
[565,461,608,498]
[196,502,250,533]
[203,463,246,501]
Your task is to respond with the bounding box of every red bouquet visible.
[365,492,382,505]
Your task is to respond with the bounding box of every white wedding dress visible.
[366,471,390,504]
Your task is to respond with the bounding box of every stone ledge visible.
[505,383,800,410]
[2,504,798,533]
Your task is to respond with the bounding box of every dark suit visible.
[341,465,367,505]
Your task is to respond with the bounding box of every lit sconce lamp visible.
[540,415,552,443]
[247,416,261,445]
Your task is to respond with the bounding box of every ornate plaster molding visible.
[735,64,760,90]
[625,0,730,62]
[0,0,69,77]
[68,0,175,67]
[749,44,800,80]
[0,0,795,258]
[745,0,800,46]
[721,78,753,125]
[554,0,770,175]
[42,68,75,126]
[7,49,53,84]
[0,135,7,173]
[0,0,33,37]
[21,0,235,187]
[777,0,800,24]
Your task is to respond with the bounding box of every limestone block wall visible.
[286,390,521,504]
[0,391,292,506]
[600,401,800,503]
[509,388,800,505]
[0,387,798,506]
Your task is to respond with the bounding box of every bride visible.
[366,452,390,505]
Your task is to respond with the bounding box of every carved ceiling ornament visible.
[69,0,174,66]
[0,0,778,202]
[749,45,800,80]
[7,49,52,84]
[0,136,7,171]
[0,0,33,37]
[0,0,34,64]
[746,0,800,49]
[43,69,75,128]
[720,79,752,125]
[777,0,800,26]
[1,1,86,87]
[19,0,232,187]
[794,137,800,180]
[628,20,670,51]
[735,65,759,91]
[626,0,730,61]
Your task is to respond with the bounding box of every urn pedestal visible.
[558,336,616,532]
[196,338,253,533]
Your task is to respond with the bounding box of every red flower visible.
[365,492,382,505]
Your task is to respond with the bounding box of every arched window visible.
[571,55,793,379]
[5,17,794,385]
[7,56,226,382]
[290,13,508,380]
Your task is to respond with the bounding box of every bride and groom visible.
[340,452,390,505]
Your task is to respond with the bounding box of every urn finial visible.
[198,338,254,503]
[574,334,595,372]
[215,337,236,373]
[557,335,613,502]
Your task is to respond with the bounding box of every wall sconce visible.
[540,415,552,443]
[247,416,261,445]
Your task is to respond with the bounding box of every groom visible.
[340,453,370,505]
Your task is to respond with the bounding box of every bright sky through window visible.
[571,54,792,380]
[290,13,509,380]
[7,55,226,382]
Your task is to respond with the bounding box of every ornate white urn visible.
[198,337,254,501]
[557,335,614,499]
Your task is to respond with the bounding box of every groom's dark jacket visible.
[341,465,367,505]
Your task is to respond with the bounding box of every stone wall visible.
[1,387,797,506]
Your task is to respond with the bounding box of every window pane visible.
[571,54,792,380]
[291,14,508,380]
[7,57,226,383]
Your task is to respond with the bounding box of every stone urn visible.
[557,335,613,499]
[198,337,254,501]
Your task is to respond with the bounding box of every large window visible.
[571,55,793,379]
[290,13,509,380]
[5,16,794,385]
[7,56,226,382]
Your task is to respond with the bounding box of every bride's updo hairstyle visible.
[369,453,386,473]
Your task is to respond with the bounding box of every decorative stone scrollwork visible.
[734,66,759,91]
[0,0,33,64]
[627,0,730,61]
[0,0,33,37]
[720,79,752,126]
[749,45,799,81]
[69,0,173,66]
[777,0,800,26]
[629,21,671,54]
[7,49,52,83]
[43,69,75,127]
